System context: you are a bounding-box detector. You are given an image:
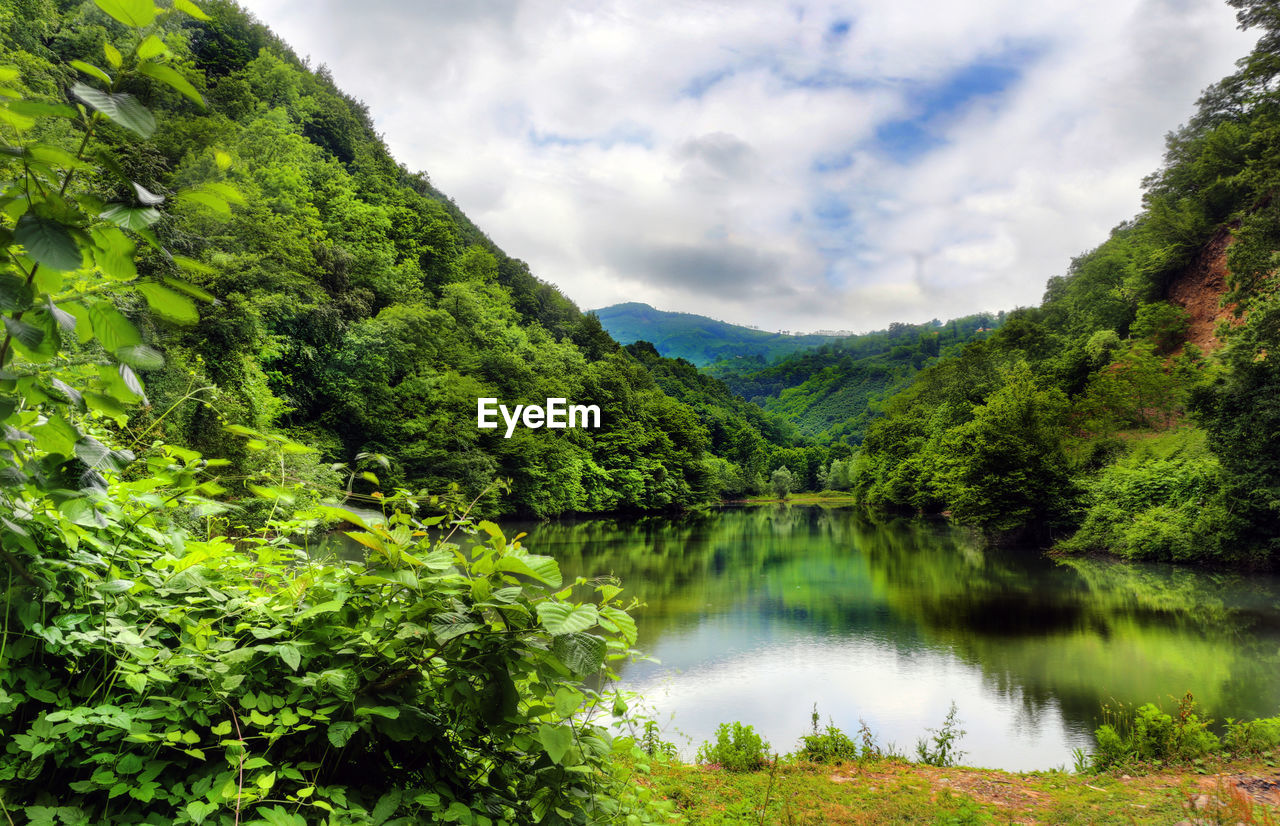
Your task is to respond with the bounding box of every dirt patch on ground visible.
[1167,224,1237,353]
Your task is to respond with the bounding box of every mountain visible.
[0,0,828,518]
[709,314,1002,442]
[592,302,844,366]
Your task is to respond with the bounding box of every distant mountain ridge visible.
[592,302,844,366]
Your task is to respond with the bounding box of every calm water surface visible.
[510,505,1280,771]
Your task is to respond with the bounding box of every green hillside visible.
[709,314,1001,442]
[0,0,830,519]
[592,301,842,366]
[845,0,1280,564]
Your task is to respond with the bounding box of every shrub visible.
[916,703,966,767]
[798,707,860,764]
[1090,695,1220,771]
[1223,716,1280,756]
[696,722,771,772]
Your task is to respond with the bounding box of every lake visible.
[510,504,1280,771]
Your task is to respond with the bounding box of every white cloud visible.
[243,0,1255,332]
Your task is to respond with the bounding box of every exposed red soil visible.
[1166,224,1238,353]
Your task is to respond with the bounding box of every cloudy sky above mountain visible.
[246,0,1254,332]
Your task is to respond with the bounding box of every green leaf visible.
[552,633,608,677]
[600,606,638,645]
[90,225,138,281]
[63,302,95,344]
[554,686,584,718]
[88,301,140,352]
[85,391,129,417]
[99,203,160,231]
[3,316,44,352]
[100,579,134,593]
[103,42,123,69]
[137,61,204,107]
[71,83,155,138]
[174,0,211,20]
[135,34,169,60]
[15,213,83,271]
[371,790,401,825]
[94,0,157,27]
[0,107,35,131]
[116,364,147,402]
[138,283,198,324]
[185,800,217,825]
[535,602,598,635]
[30,413,77,456]
[0,273,33,312]
[429,611,481,643]
[163,276,217,303]
[114,345,164,369]
[7,101,78,120]
[537,724,575,766]
[176,188,230,215]
[69,60,112,85]
[326,721,357,748]
[172,254,214,275]
[276,644,301,671]
[496,551,562,587]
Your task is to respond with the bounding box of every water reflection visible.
[510,505,1280,770]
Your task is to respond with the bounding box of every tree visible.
[934,364,1073,537]
[770,465,794,499]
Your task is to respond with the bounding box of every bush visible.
[1091,695,1220,771]
[696,722,771,772]
[798,707,860,764]
[1223,716,1280,756]
[916,702,967,767]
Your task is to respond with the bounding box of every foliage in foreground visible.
[0,7,671,822]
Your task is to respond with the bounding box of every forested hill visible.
[593,301,843,366]
[0,0,814,517]
[847,0,1280,566]
[709,313,1001,442]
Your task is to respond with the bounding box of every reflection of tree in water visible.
[516,506,1280,736]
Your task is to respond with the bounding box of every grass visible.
[646,757,1280,825]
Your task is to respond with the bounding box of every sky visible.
[245,0,1256,333]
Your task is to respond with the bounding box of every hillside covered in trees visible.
[708,313,1001,443]
[0,0,828,519]
[593,301,843,366]
[836,0,1280,565]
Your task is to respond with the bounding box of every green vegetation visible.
[694,722,771,773]
[660,702,1280,823]
[709,314,1000,443]
[0,0,826,522]
[840,0,1280,561]
[593,302,841,367]
[0,5,674,824]
[1089,693,1280,773]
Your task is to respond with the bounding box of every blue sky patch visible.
[872,44,1040,162]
